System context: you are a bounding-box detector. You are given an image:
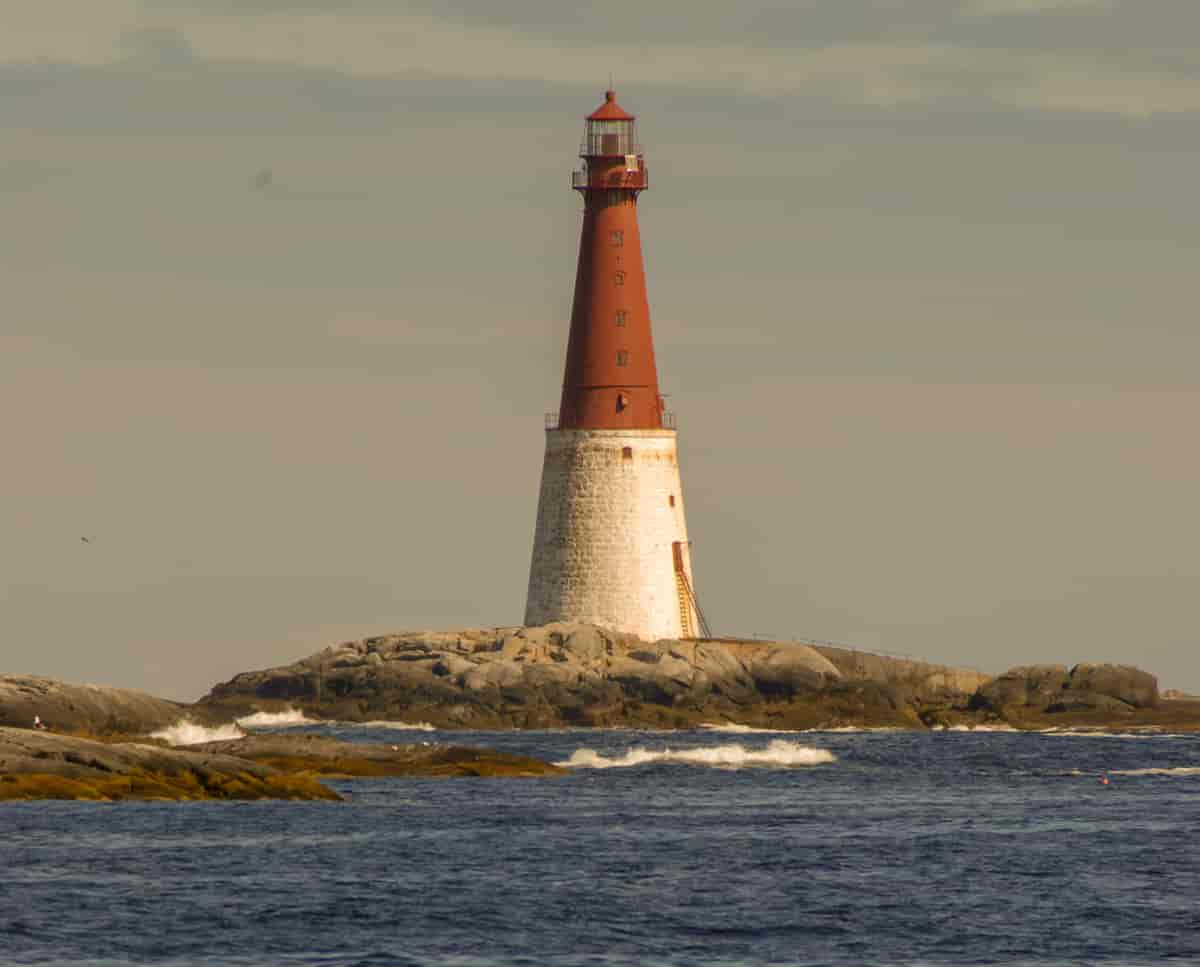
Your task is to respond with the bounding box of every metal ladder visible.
[672,542,712,639]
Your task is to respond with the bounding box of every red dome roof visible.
[587,90,635,121]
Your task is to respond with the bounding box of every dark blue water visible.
[3,726,1199,966]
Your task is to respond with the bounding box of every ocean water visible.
[2,726,1199,966]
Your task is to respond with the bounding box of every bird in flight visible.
[81,536,93,544]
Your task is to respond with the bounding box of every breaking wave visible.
[151,720,244,747]
[236,708,315,728]
[699,723,793,734]
[557,739,837,770]
[359,720,437,731]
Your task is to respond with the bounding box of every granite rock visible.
[972,663,1159,718]
[192,733,565,778]
[0,726,338,800]
[0,675,184,735]
[196,624,993,729]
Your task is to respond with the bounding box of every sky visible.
[2,1,1198,702]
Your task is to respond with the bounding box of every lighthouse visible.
[525,90,707,641]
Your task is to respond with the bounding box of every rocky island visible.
[194,623,1198,732]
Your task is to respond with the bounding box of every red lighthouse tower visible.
[526,91,705,642]
[558,90,664,431]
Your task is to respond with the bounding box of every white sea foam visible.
[235,708,315,728]
[699,723,793,734]
[947,724,1018,732]
[358,720,437,732]
[557,739,837,770]
[151,720,244,746]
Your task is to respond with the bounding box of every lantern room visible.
[583,91,639,156]
[574,90,648,192]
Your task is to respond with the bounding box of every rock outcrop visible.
[0,727,564,800]
[0,726,338,801]
[196,624,993,730]
[972,663,1159,720]
[193,734,566,779]
[0,675,184,735]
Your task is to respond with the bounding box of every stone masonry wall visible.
[524,429,698,641]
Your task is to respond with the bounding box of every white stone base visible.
[524,428,700,641]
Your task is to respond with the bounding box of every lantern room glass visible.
[584,119,638,157]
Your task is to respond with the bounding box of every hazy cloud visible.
[0,2,1195,117]
[121,26,196,65]
[968,0,1106,14]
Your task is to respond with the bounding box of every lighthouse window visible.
[615,310,627,327]
[614,271,625,286]
[669,495,676,507]
[610,230,624,247]
[622,447,633,460]
[616,350,629,367]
